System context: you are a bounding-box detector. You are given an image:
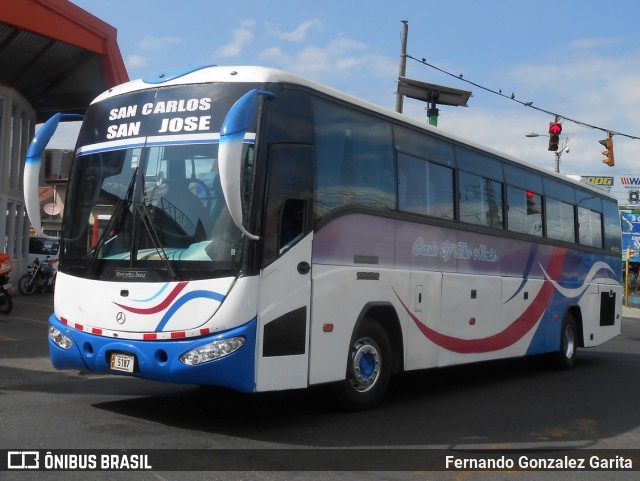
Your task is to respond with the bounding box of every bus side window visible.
[263,144,313,266]
[279,198,306,254]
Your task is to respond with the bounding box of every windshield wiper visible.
[88,168,138,277]
[136,203,178,280]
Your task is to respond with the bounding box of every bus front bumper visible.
[47,314,256,393]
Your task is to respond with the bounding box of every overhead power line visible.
[405,53,640,141]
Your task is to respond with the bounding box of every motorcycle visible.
[18,257,56,296]
[0,253,14,314]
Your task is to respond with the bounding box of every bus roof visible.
[93,65,615,202]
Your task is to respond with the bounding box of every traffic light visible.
[526,191,541,214]
[600,132,614,167]
[548,121,562,151]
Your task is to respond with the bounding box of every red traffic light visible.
[549,122,562,135]
[548,121,562,151]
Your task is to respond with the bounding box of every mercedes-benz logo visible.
[116,312,126,324]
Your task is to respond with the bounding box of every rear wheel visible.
[551,314,578,370]
[334,320,392,411]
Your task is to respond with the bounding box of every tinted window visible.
[575,189,602,212]
[264,89,313,144]
[456,148,503,181]
[578,207,603,248]
[263,145,313,265]
[507,186,543,236]
[504,163,543,192]
[603,199,622,254]
[546,197,575,243]
[459,171,504,228]
[29,237,59,255]
[398,153,454,219]
[313,99,395,219]
[544,177,575,204]
[394,126,455,166]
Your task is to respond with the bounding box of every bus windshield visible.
[61,143,249,280]
[59,82,261,281]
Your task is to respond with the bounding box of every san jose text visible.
[106,97,213,139]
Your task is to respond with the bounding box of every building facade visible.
[0,86,35,273]
[0,0,127,276]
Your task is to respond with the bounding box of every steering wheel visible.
[189,177,213,212]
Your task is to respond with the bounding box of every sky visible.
[65,0,640,176]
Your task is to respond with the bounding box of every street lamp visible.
[525,133,569,173]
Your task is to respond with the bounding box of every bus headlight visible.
[48,326,73,350]
[179,336,245,366]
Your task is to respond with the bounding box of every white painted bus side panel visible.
[308,264,408,386]
[437,273,501,366]
[404,271,442,371]
[430,274,546,367]
[255,234,312,392]
[209,275,259,333]
[582,283,622,347]
[576,283,600,348]
[501,276,545,354]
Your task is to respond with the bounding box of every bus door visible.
[256,144,314,391]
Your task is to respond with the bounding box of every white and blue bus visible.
[25,65,622,410]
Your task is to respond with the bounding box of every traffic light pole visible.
[395,20,409,114]
[554,138,569,173]
[525,131,569,173]
[626,248,631,307]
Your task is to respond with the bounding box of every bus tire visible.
[551,314,578,370]
[334,320,391,411]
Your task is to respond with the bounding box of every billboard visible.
[581,175,640,206]
[621,213,640,261]
[581,175,640,261]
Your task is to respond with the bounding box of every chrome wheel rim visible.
[349,337,381,392]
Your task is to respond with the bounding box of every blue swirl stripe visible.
[154,290,226,332]
[130,283,170,303]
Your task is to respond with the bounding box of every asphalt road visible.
[1,293,640,481]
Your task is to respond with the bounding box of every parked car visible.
[28,237,59,269]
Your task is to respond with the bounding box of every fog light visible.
[179,336,245,365]
[48,325,73,350]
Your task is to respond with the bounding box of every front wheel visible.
[334,320,392,411]
[18,274,36,296]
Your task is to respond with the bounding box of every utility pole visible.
[395,20,408,113]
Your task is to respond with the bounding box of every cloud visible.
[215,20,255,58]
[569,37,621,50]
[259,46,287,63]
[127,54,148,69]
[268,20,322,42]
[282,36,371,73]
[256,33,397,101]
[138,36,183,51]
[506,48,640,136]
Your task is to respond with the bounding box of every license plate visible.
[110,352,135,373]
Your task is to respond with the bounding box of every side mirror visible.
[24,113,82,238]
[218,89,273,241]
